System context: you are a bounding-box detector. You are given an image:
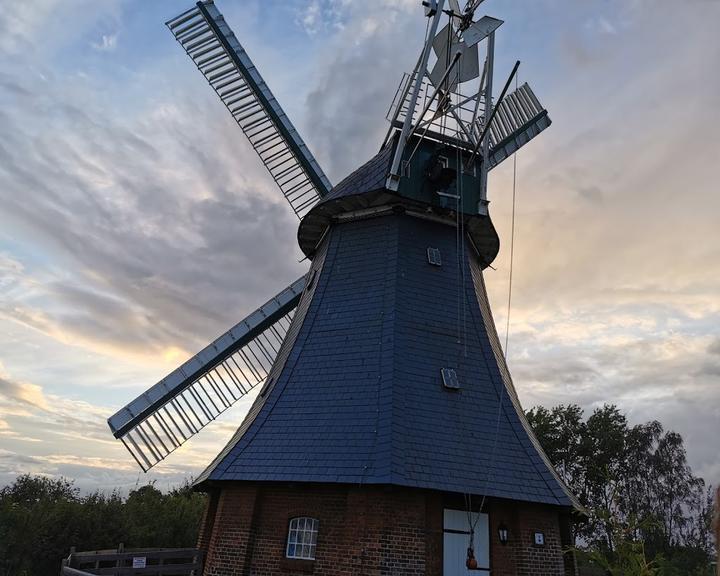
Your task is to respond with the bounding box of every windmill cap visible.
[297,141,499,267]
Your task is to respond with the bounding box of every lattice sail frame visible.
[166,1,332,218]
[108,277,306,471]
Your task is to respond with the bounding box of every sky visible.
[0,0,718,494]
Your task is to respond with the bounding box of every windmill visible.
[108,1,580,574]
[108,0,550,472]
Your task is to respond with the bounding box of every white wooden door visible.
[443,509,490,576]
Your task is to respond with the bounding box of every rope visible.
[458,98,467,358]
[504,79,518,357]
[456,145,462,347]
[437,13,476,557]
[467,68,521,538]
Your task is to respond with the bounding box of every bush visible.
[0,475,206,576]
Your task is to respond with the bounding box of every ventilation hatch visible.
[427,247,442,266]
[441,368,460,390]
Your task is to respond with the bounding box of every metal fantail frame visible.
[384,0,550,214]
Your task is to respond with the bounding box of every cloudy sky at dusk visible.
[0,0,718,493]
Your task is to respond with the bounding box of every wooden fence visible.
[60,546,203,576]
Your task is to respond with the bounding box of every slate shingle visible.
[196,212,578,510]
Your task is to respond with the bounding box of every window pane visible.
[286,517,319,560]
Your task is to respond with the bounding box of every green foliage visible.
[0,475,206,576]
[575,513,660,576]
[526,404,716,575]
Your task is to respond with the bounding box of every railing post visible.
[116,543,124,576]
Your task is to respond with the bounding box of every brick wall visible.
[197,489,219,553]
[489,500,576,576]
[715,486,719,576]
[199,482,573,576]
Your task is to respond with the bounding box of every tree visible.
[0,475,206,576]
[576,513,659,576]
[526,404,715,574]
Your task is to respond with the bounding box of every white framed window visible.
[285,517,318,560]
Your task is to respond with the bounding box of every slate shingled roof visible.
[321,140,394,202]
[196,213,579,510]
[296,143,398,258]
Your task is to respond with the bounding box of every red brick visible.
[198,483,576,576]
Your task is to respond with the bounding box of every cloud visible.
[483,1,720,325]
[0,374,50,411]
[0,0,121,57]
[696,338,720,378]
[504,308,720,486]
[303,0,420,180]
[296,0,348,36]
[708,338,720,356]
[585,16,618,36]
[0,0,314,490]
[0,445,208,494]
[92,33,117,52]
[0,368,111,444]
[577,185,604,204]
[0,0,719,493]
[0,59,307,365]
[0,253,24,286]
[0,358,250,492]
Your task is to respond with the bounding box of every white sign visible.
[132,557,147,568]
[533,532,545,546]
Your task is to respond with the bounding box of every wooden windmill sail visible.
[107,0,577,520]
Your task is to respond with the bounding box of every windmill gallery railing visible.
[387,72,550,168]
[60,546,203,576]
